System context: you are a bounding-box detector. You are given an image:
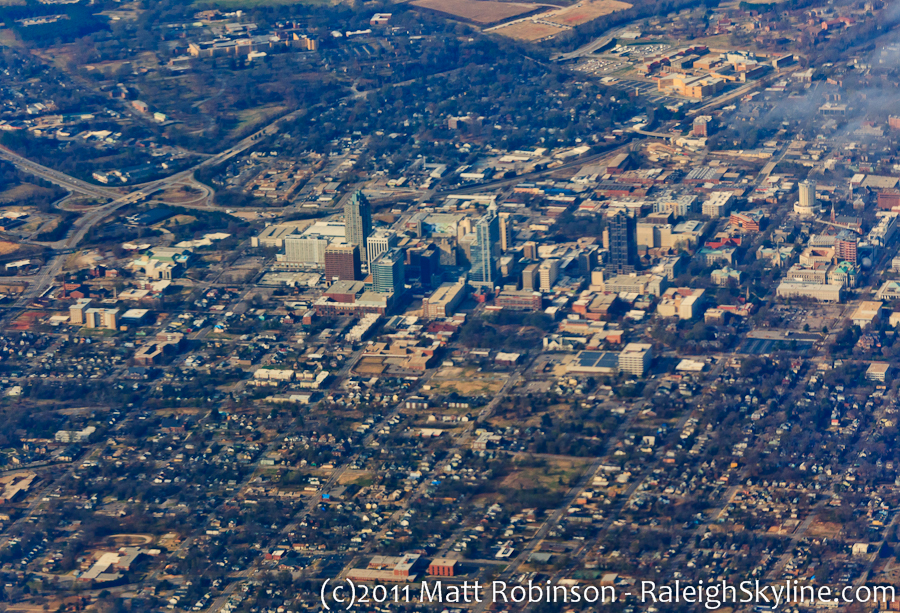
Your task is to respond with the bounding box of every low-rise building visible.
[702,191,734,217]
[876,280,900,301]
[656,288,704,320]
[55,426,96,443]
[496,290,542,312]
[711,267,741,286]
[775,280,843,302]
[851,301,883,329]
[618,343,653,376]
[729,210,766,233]
[423,281,467,319]
[591,271,667,297]
[866,362,891,382]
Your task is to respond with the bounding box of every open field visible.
[806,520,843,538]
[230,104,287,138]
[543,0,631,26]
[164,214,199,226]
[108,533,154,545]
[412,0,544,24]
[499,457,590,492]
[0,29,23,48]
[0,240,19,255]
[426,366,507,396]
[338,469,373,486]
[0,184,56,203]
[156,186,205,204]
[10,310,44,331]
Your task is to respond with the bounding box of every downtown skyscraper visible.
[344,190,373,261]
[469,208,500,288]
[608,210,637,274]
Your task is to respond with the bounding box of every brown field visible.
[338,469,372,485]
[425,366,506,396]
[108,533,154,545]
[10,310,43,331]
[156,187,205,204]
[806,520,842,538]
[492,0,631,40]
[164,214,198,226]
[543,0,631,26]
[492,20,564,41]
[0,184,54,203]
[499,457,589,491]
[412,0,543,24]
[0,240,19,255]
[354,356,387,375]
[230,105,286,138]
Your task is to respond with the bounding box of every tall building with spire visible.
[469,208,500,288]
[344,190,372,260]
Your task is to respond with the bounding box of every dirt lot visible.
[412,0,543,24]
[806,520,842,538]
[338,469,373,486]
[492,20,564,41]
[543,0,631,26]
[354,356,387,375]
[108,533,154,545]
[10,310,45,331]
[156,187,205,205]
[492,0,631,40]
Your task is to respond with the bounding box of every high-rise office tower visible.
[499,215,513,252]
[366,229,396,270]
[522,263,540,291]
[406,243,442,289]
[608,210,637,274]
[344,190,372,260]
[324,243,361,282]
[578,248,598,277]
[469,209,500,287]
[538,259,559,292]
[371,248,405,296]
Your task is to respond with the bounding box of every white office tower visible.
[367,229,397,270]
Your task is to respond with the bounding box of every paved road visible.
[552,30,623,62]
[0,147,120,201]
